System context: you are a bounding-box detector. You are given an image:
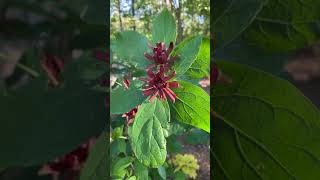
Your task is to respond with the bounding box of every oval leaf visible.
[213,61,320,179]
[171,81,210,132]
[129,98,168,168]
[152,8,176,46]
[113,31,149,68]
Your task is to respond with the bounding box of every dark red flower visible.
[38,138,96,177]
[122,106,139,125]
[123,78,131,89]
[41,53,64,86]
[211,64,232,84]
[212,64,219,84]
[144,42,176,71]
[140,66,179,102]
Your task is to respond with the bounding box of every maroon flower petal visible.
[123,78,131,89]
[147,70,156,78]
[168,81,179,88]
[163,87,176,102]
[144,53,154,61]
[143,87,156,96]
[167,42,174,55]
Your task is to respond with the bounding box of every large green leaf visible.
[113,31,149,68]
[213,0,264,49]
[128,98,168,168]
[80,131,108,180]
[243,0,320,53]
[173,36,202,76]
[152,8,176,46]
[110,80,145,115]
[213,61,320,179]
[171,81,210,132]
[0,58,106,168]
[185,37,210,78]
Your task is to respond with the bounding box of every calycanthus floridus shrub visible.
[110,9,210,179]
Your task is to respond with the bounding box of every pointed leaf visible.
[173,36,202,76]
[129,98,168,168]
[171,81,210,132]
[80,132,108,180]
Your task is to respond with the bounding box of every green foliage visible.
[111,7,209,179]
[173,36,203,76]
[0,57,106,168]
[128,99,168,168]
[111,157,133,179]
[134,161,149,180]
[80,132,108,180]
[213,0,264,49]
[171,81,210,132]
[243,0,320,53]
[186,37,210,78]
[213,61,320,179]
[152,8,177,46]
[110,80,145,115]
[112,31,149,68]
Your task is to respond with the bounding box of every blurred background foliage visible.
[110,0,210,42]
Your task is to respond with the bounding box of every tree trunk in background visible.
[132,0,136,30]
[175,0,183,43]
[117,0,123,31]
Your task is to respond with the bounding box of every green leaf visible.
[113,31,149,68]
[173,36,202,76]
[213,60,320,179]
[171,81,210,132]
[128,98,168,168]
[110,139,127,157]
[110,80,145,115]
[152,8,176,46]
[243,0,320,53]
[157,166,167,180]
[80,132,108,180]
[213,0,264,49]
[128,176,137,180]
[134,160,149,180]
[185,37,210,78]
[0,58,106,167]
[111,126,123,140]
[81,0,107,25]
[111,157,133,179]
